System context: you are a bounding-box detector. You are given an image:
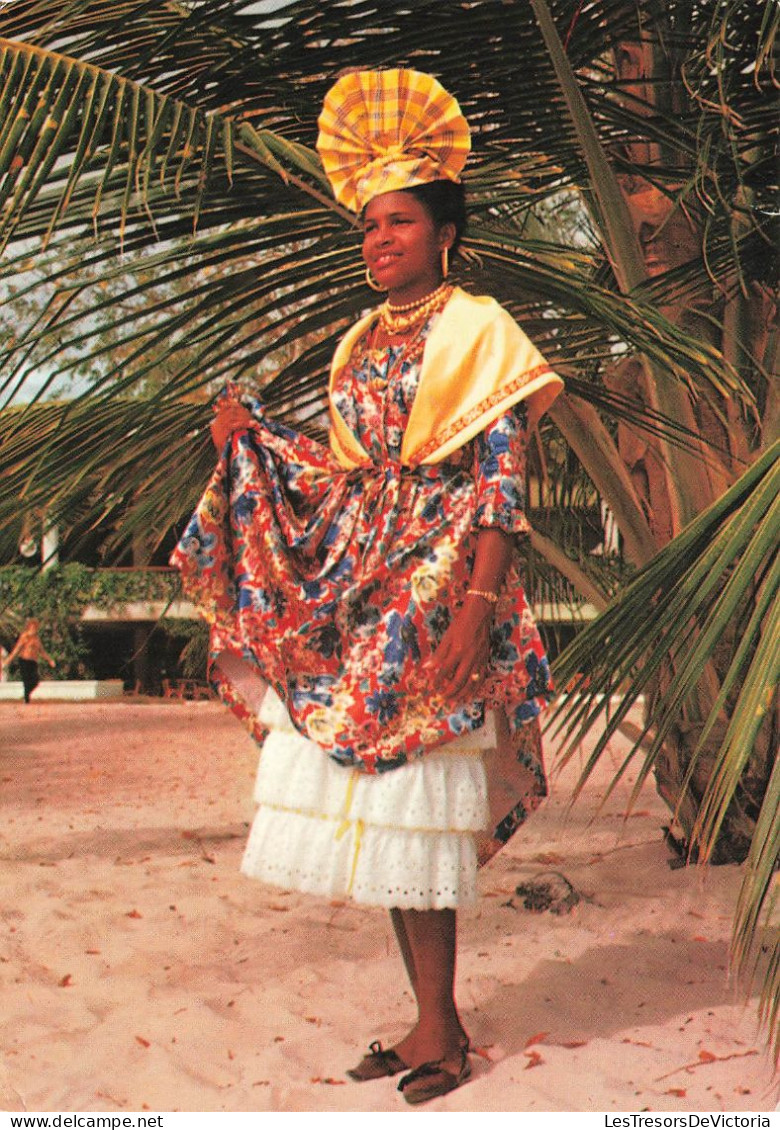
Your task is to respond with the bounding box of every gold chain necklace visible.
[378,284,452,335]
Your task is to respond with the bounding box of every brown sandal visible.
[347,1040,408,1082]
[397,1045,471,1104]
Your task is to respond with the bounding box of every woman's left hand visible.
[425,597,493,701]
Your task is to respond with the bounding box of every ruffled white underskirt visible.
[240,689,492,909]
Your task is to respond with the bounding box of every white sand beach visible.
[1,699,776,1113]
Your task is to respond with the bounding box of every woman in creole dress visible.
[172,68,562,1104]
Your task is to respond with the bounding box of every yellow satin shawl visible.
[329,287,563,469]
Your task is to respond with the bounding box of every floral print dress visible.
[172,307,553,861]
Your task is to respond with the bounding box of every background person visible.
[7,618,55,704]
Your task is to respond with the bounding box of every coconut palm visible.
[0,0,776,1048]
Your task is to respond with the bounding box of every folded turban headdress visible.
[316,68,471,213]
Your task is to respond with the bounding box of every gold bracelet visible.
[466,588,499,605]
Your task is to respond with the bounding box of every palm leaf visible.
[0,37,214,249]
[550,443,779,1050]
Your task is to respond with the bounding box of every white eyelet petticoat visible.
[240,688,492,909]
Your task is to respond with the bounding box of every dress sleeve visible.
[472,402,531,535]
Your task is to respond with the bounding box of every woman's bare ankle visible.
[397,1018,468,1068]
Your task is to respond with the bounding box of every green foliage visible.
[0,247,216,401]
[0,563,183,676]
[1,563,92,676]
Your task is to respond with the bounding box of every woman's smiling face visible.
[362,190,453,305]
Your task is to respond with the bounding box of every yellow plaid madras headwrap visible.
[316,68,471,213]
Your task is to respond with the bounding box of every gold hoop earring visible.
[441,246,450,279]
[365,267,385,293]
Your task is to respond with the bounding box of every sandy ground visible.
[0,698,777,1114]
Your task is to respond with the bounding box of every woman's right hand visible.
[210,403,254,452]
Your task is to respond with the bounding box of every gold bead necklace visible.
[378,284,452,335]
[386,281,449,315]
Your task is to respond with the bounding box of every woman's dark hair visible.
[403,179,467,254]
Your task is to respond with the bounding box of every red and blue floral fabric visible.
[172,316,553,792]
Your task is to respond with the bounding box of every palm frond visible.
[550,443,779,1050]
[0,36,219,250]
[551,443,778,785]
